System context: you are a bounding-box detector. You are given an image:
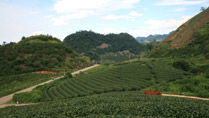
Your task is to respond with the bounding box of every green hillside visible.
[63,31,143,63]
[149,23,209,59]
[1,91,209,118]
[0,35,91,76]
[148,13,209,77]
[146,9,209,98]
[159,8,209,49]
[149,8,209,59]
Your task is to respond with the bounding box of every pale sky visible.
[0,0,208,44]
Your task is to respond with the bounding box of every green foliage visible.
[83,64,117,74]
[65,56,91,69]
[1,91,209,117]
[63,31,143,61]
[13,90,43,103]
[173,59,191,71]
[66,72,72,78]
[149,76,209,98]
[99,52,139,64]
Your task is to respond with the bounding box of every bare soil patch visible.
[96,43,111,49]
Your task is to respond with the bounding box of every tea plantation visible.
[1,91,209,118]
[42,61,186,101]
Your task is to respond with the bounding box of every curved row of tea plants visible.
[1,91,209,117]
[44,62,152,100]
[43,62,186,101]
[145,61,186,83]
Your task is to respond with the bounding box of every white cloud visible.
[157,0,208,6]
[54,0,141,13]
[128,16,192,37]
[172,8,187,12]
[51,10,95,26]
[103,14,137,22]
[129,11,143,16]
[44,15,53,19]
[103,11,142,21]
[103,15,127,20]
[144,16,191,28]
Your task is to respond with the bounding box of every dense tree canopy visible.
[63,31,143,61]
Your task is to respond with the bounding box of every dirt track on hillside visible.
[0,64,100,108]
[162,94,209,101]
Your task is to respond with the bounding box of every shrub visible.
[204,69,209,78]
[173,59,191,71]
[66,72,73,78]
[197,90,209,98]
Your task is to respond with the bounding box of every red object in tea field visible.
[144,90,161,95]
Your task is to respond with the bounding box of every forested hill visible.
[0,35,91,76]
[63,31,143,61]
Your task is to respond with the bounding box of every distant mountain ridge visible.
[136,32,173,42]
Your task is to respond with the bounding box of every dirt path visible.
[0,64,100,107]
[162,94,209,101]
[0,103,36,109]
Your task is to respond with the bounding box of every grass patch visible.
[13,90,43,103]
[0,73,62,97]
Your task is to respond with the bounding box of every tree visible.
[22,36,26,40]
[146,41,154,51]
[66,72,73,78]
[173,59,191,71]
[201,7,206,12]
[3,41,6,46]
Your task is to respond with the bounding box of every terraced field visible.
[145,61,186,83]
[43,61,186,101]
[1,91,209,118]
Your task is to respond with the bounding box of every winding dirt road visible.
[0,64,100,107]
